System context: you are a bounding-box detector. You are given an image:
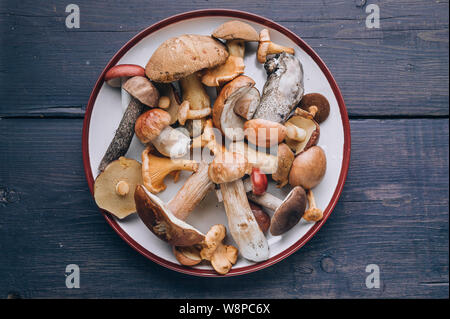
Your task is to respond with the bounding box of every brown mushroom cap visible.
[123,76,159,107]
[285,111,320,155]
[289,146,327,189]
[299,93,330,124]
[269,186,307,236]
[94,157,142,219]
[212,20,259,42]
[104,64,145,87]
[145,35,229,83]
[272,143,295,188]
[213,75,257,141]
[233,87,260,120]
[135,108,171,144]
[172,245,202,266]
[135,185,205,246]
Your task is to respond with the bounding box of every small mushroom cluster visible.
[93,20,332,275]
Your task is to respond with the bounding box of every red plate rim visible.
[82,9,351,277]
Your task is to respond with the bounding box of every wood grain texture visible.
[0,118,447,298]
[0,0,448,117]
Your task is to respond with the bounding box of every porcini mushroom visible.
[289,146,327,189]
[122,76,159,107]
[104,64,145,111]
[135,108,191,158]
[213,75,260,141]
[208,152,252,184]
[135,162,214,246]
[244,179,307,236]
[272,143,295,188]
[284,109,320,155]
[141,147,199,194]
[253,52,304,123]
[202,21,259,86]
[145,35,228,136]
[299,93,330,124]
[94,157,142,219]
[257,29,295,63]
[303,189,323,222]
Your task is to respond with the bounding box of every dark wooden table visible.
[0,1,448,299]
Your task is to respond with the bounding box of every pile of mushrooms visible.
[93,21,332,275]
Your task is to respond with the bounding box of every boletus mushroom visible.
[145,34,228,136]
[243,178,307,236]
[299,93,330,124]
[244,118,308,147]
[104,64,145,111]
[135,108,191,158]
[284,109,320,155]
[94,157,142,219]
[213,75,260,141]
[202,21,259,87]
[289,146,327,189]
[253,52,304,124]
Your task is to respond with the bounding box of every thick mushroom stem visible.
[227,40,245,58]
[178,101,211,125]
[285,122,307,142]
[152,126,191,158]
[180,73,210,135]
[167,162,214,221]
[219,180,270,262]
[303,189,323,222]
[115,181,130,196]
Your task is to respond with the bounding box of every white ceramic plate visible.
[82,9,351,277]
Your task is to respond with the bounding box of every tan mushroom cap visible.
[94,157,143,219]
[145,34,229,83]
[135,185,205,246]
[212,20,259,41]
[123,76,159,107]
[270,186,307,236]
[289,146,327,189]
[272,143,295,188]
[134,108,171,144]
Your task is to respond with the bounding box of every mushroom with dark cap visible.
[202,20,259,87]
[289,146,327,189]
[243,179,307,236]
[299,93,330,124]
[253,52,304,124]
[257,29,295,63]
[213,75,260,141]
[135,108,191,158]
[135,162,214,246]
[94,157,143,219]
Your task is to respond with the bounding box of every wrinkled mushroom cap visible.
[213,75,258,141]
[134,185,205,246]
[289,146,327,189]
[270,186,307,236]
[135,108,171,144]
[104,64,145,87]
[145,34,229,83]
[123,76,159,107]
[299,93,330,124]
[285,111,320,155]
[212,21,259,42]
[94,157,142,219]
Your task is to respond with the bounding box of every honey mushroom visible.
[257,29,295,63]
[202,20,259,87]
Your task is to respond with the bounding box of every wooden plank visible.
[0,118,447,298]
[0,0,448,117]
